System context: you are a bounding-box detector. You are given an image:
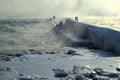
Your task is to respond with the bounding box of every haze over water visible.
[0,0,120,19]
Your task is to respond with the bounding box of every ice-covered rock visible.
[72,65,80,74]
[116,67,120,71]
[15,51,28,57]
[66,50,84,56]
[2,56,13,61]
[52,68,68,77]
[54,18,120,54]
[75,75,89,80]
[45,51,56,54]
[94,68,119,78]
[19,77,34,80]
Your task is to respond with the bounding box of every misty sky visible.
[0,0,120,18]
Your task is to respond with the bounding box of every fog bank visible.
[0,0,120,18]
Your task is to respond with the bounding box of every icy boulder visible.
[54,18,120,53]
[53,18,89,47]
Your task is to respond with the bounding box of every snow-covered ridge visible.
[54,18,120,53]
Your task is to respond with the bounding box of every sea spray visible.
[0,19,60,50]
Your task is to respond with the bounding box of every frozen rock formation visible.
[54,18,120,54]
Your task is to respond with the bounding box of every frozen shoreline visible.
[0,48,120,80]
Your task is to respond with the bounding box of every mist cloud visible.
[74,0,120,16]
[0,0,119,18]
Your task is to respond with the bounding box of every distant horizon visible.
[0,16,120,20]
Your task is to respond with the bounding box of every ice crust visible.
[54,18,120,53]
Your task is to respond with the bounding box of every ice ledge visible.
[54,18,120,54]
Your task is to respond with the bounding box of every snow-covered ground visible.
[0,48,120,80]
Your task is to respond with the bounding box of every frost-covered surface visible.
[0,48,120,80]
[54,18,120,53]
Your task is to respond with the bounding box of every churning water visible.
[0,19,61,50]
[0,17,120,51]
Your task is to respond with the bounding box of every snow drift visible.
[54,18,120,53]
